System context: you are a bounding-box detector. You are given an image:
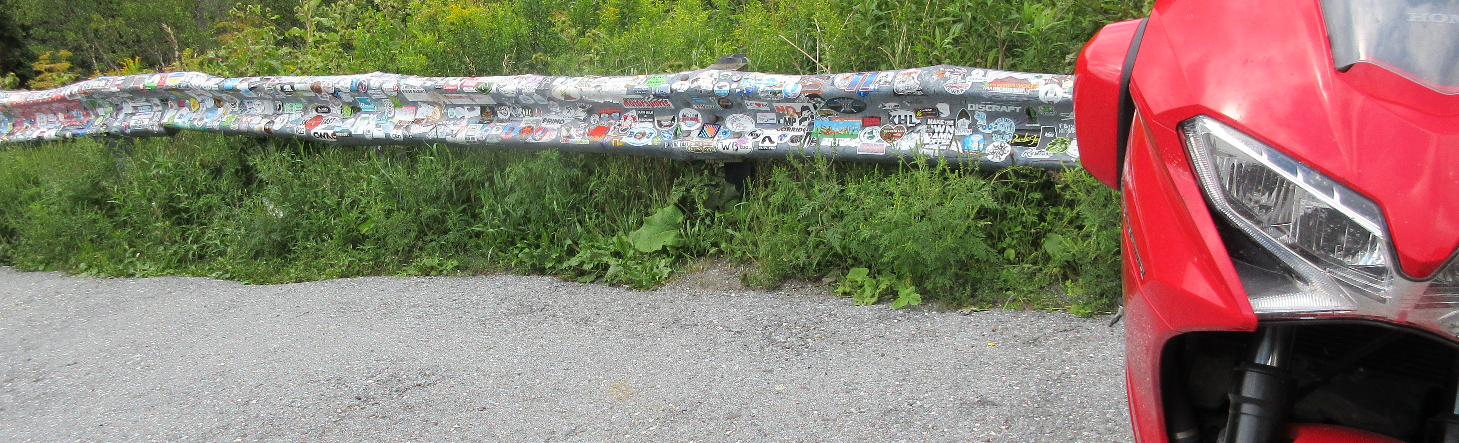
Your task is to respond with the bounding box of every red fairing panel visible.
[1138,0,1459,278]
[1287,423,1405,443]
[1074,19,1144,189]
[1121,108,1259,441]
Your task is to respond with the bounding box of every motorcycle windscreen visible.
[1321,0,1459,93]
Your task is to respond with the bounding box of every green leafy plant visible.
[564,205,684,289]
[626,205,683,253]
[836,267,923,309]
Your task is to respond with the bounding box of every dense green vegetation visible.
[0,0,1146,313]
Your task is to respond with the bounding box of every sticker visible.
[355,97,375,112]
[587,125,610,141]
[941,67,972,95]
[745,101,772,111]
[697,124,721,139]
[985,141,1012,162]
[418,103,444,122]
[857,142,887,155]
[955,109,975,136]
[920,120,955,150]
[774,103,815,129]
[893,69,923,95]
[756,132,778,149]
[880,124,907,142]
[812,118,860,138]
[1010,132,1040,148]
[1021,147,1052,159]
[843,72,878,96]
[969,103,1021,113]
[755,112,778,126]
[678,108,702,131]
[985,76,1039,96]
[980,116,1016,143]
[1047,137,1071,154]
[886,110,918,126]
[725,114,755,132]
[962,133,985,152]
[782,81,802,99]
[624,98,672,108]
[825,97,867,114]
[625,127,655,146]
[530,125,557,143]
[857,126,882,143]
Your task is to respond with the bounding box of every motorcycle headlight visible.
[1182,115,1394,314]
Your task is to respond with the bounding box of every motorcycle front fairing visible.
[1080,0,1459,442]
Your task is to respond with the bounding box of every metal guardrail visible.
[0,65,1077,168]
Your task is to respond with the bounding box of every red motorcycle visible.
[1074,0,1459,442]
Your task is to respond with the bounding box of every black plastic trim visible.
[1114,17,1150,184]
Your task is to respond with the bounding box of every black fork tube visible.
[1221,325,1295,443]
[1436,353,1459,443]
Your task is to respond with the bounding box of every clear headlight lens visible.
[1182,115,1394,314]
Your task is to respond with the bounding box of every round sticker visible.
[678,109,703,131]
[783,81,803,99]
[724,114,755,132]
[858,126,882,143]
[625,127,655,146]
[1038,83,1064,103]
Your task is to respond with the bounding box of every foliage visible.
[26,50,78,90]
[8,0,228,74]
[837,267,922,308]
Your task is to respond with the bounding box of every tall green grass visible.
[0,132,1119,312]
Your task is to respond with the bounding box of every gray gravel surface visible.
[0,266,1130,442]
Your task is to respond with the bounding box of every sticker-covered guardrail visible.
[0,65,1077,168]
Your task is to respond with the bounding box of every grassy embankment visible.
[0,0,1148,313]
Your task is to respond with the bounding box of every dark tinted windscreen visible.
[1321,0,1459,90]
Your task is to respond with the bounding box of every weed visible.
[836,267,923,308]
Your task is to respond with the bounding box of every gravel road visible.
[0,265,1130,442]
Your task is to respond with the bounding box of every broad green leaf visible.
[1042,233,1064,257]
[627,205,684,252]
[892,283,922,309]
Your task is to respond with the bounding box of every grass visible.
[0,132,1120,313]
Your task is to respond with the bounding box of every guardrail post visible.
[708,54,756,195]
